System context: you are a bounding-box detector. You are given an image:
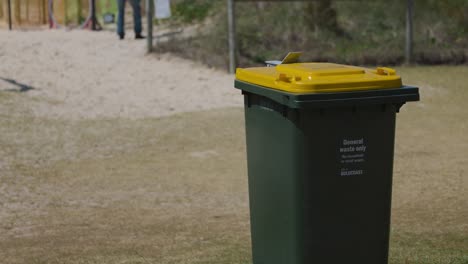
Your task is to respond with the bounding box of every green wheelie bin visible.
[234,57,419,264]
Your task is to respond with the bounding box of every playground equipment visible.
[0,0,119,29]
[48,0,100,29]
[0,0,48,28]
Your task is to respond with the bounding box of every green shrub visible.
[172,0,215,23]
[159,0,467,68]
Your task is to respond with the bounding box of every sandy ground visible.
[0,29,242,120]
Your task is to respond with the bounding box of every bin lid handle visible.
[376,67,397,76]
[265,52,303,67]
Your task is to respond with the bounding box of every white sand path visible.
[0,29,242,119]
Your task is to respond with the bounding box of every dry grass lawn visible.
[0,66,467,263]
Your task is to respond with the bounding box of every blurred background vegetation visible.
[158,0,468,69]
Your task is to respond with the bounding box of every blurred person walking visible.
[117,0,145,40]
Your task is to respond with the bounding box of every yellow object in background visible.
[236,63,403,94]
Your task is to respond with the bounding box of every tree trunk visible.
[255,2,264,25]
[405,0,414,64]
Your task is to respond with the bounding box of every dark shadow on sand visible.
[0,77,37,93]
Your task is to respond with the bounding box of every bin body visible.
[235,63,419,264]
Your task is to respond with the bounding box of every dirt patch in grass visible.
[0,66,467,263]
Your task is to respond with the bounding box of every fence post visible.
[405,0,413,64]
[227,0,236,74]
[146,0,154,53]
[7,0,12,29]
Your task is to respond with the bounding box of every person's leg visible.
[130,0,143,36]
[117,0,126,38]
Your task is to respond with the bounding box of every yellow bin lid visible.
[236,63,402,93]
